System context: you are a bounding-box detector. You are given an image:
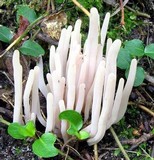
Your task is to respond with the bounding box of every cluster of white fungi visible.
[12,8,137,145]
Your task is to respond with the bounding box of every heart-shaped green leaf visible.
[16,5,37,23]
[32,133,58,158]
[78,130,90,140]
[117,48,132,69]
[8,121,36,139]
[59,110,83,135]
[144,43,154,59]
[124,39,144,57]
[59,110,89,140]
[0,25,13,43]
[19,40,45,57]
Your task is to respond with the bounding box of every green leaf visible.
[124,39,144,57]
[144,43,154,59]
[117,48,132,69]
[0,25,13,43]
[59,110,90,140]
[8,121,36,139]
[59,110,83,135]
[125,66,145,87]
[114,148,121,156]
[78,130,90,140]
[32,133,58,158]
[16,5,37,23]
[19,40,45,57]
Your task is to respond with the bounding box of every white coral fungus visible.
[12,8,137,145]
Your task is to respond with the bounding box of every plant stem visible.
[71,0,90,17]
[138,104,154,117]
[129,102,154,117]
[125,6,150,18]
[58,149,74,160]
[0,12,49,58]
[51,0,55,11]
[110,126,130,160]
[0,116,10,125]
[94,144,98,160]
[119,0,125,26]
[47,0,51,13]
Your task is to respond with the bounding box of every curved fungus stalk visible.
[12,7,137,145]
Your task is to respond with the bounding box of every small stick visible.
[120,0,125,26]
[71,0,90,17]
[125,6,150,18]
[129,102,154,117]
[94,144,98,160]
[138,104,154,117]
[51,0,55,11]
[110,126,130,160]
[47,0,51,13]
[58,149,74,160]
[0,116,10,125]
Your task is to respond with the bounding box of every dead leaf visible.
[41,11,67,40]
[13,16,29,40]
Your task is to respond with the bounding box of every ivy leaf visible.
[59,110,89,140]
[124,39,144,57]
[78,130,90,140]
[59,110,82,135]
[32,133,58,158]
[144,43,154,59]
[125,66,145,87]
[19,40,45,57]
[0,25,13,43]
[16,5,37,23]
[8,121,36,139]
[117,48,132,69]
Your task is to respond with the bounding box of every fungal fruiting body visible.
[12,8,137,145]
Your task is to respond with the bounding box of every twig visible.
[94,144,98,160]
[100,147,150,157]
[138,104,154,117]
[58,149,74,160]
[31,28,41,41]
[0,71,14,85]
[71,0,90,17]
[125,6,150,18]
[62,137,75,151]
[51,0,55,11]
[111,0,129,17]
[145,73,154,84]
[66,145,86,160]
[110,126,130,160]
[121,133,154,150]
[120,0,125,25]
[36,32,58,46]
[0,116,10,125]
[47,0,51,13]
[129,102,154,117]
[0,12,49,58]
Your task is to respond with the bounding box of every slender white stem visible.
[116,59,137,122]
[23,69,34,122]
[31,66,39,123]
[88,73,116,145]
[75,83,85,113]
[38,57,48,98]
[59,100,69,142]
[45,92,54,132]
[90,61,105,137]
[12,50,23,123]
